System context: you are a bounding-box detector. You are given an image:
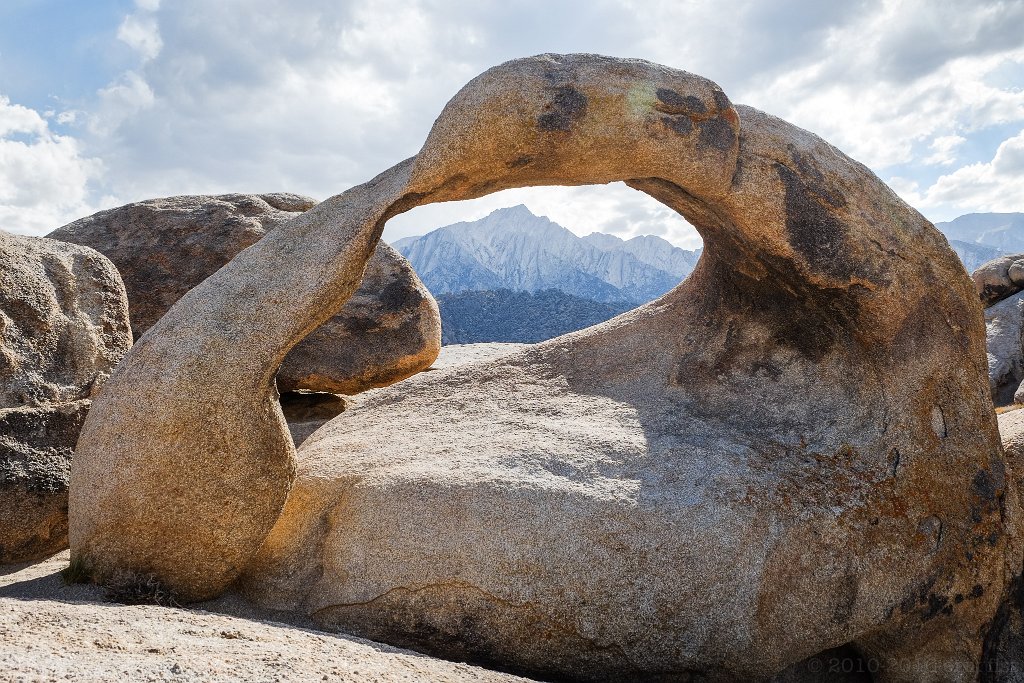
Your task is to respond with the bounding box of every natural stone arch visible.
[70,54,1017,681]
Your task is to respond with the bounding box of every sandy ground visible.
[427,343,530,370]
[0,552,533,682]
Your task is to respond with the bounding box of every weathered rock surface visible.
[285,344,533,448]
[49,193,441,394]
[0,552,533,683]
[0,401,89,563]
[430,342,530,370]
[974,253,1024,308]
[71,54,1016,682]
[974,252,1024,408]
[276,241,441,394]
[978,408,1024,682]
[985,292,1024,406]
[1,230,131,565]
[0,230,131,408]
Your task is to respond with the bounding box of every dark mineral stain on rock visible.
[788,145,826,185]
[973,469,997,502]
[655,88,706,115]
[661,115,693,135]
[697,118,736,152]
[380,279,424,313]
[713,89,731,112]
[776,162,854,280]
[508,155,533,169]
[922,592,953,621]
[537,86,588,132]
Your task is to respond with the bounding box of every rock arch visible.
[70,54,1017,681]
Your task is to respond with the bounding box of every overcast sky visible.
[1,0,1022,249]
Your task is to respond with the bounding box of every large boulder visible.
[974,253,1024,308]
[980,408,1024,681]
[71,54,1016,682]
[0,401,89,563]
[0,230,131,564]
[48,193,440,395]
[984,292,1024,406]
[0,230,131,408]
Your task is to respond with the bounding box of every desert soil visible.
[0,551,533,682]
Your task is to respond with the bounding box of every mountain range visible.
[395,207,1022,344]
[393,205,701,305]
[936,213,1024,254]
[936,213,1023,272]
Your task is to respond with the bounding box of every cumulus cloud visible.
[2,0,1023,243]
[736,8,1024,170]
[924,135,968,166]
[902,128,1024,215]
[117,13,163,62]
[0,97,105,235]
[89,71,156,138]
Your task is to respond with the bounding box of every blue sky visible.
[1,0,1022,249]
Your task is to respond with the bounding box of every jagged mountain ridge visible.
[937,213,1024,254]
[949,239,1006,273]
[393,205,701,304]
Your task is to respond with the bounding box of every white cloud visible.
[0,97,48,138]
[924,134,967,166]
[2,0,1023,245]
[739,40,1024,170]
[89,71,155,137]
[637,0,1021,172]
[912,129,1024,215]
[117,13,162,61]
[0,97,105,235]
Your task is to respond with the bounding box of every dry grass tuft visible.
[102,570,180,607]
[61,555,94,585]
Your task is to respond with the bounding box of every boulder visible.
[71,54,1016,682]
[0,230,131,564]
[0,401,89,563]
[979,408,1024,681]
[276,241,441,394]
[48,193,440,395]
[974,253,1024,308]
[984,291,1024,407]
[0,230,131,408]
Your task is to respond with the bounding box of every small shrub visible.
[102,569,180,607]
[61,555,93,585]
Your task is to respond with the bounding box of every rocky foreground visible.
[1,344,534,683]
[0,552,530,682]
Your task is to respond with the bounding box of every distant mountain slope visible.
[583,232,702,278]
[394,205,700,304]
[437,289,634,344]
[949,239,1004,273]
[937,213,1024,253]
